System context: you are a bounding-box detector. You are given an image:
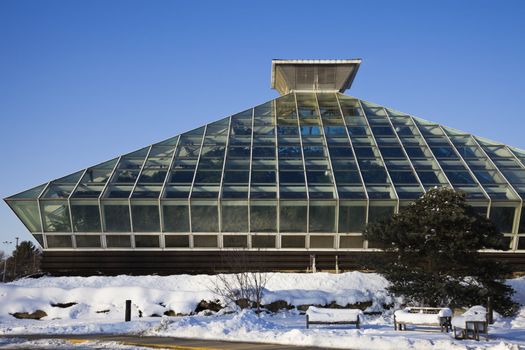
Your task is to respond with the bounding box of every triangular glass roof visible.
[6,92,525,203]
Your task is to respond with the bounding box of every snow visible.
[394,307,452,325]
[0,272,524,350]
[306,306,362,323]
[451,306,488,329]
[0,272,391,320]
[0,338,151,349]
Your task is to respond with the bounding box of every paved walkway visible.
[0,334,327,349]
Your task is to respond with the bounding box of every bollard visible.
[125,300,131,322]
[487,296,493,324]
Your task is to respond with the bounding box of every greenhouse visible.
[5,60,525,274]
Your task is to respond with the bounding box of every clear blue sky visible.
[1,0,524,249]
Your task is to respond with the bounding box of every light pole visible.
[13,237,19,277]
[1,241,13,283]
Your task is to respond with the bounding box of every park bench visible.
[452,306,489,341]
[394,307,452,332]
[305,306,363,329]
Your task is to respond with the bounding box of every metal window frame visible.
[158,136,181,249]
[128,145,153,244]
[335,93,369,237]
[382,108,426,196]
[358,99,399,210]
[293,92,310,244]
[433,124,491,206]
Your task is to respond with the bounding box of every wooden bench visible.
[452,306,489,341]
[306,306,363,329]
[394,307,452,332]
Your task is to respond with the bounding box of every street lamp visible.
[1,241,13,283]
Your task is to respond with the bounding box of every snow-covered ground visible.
[0,272,524,350]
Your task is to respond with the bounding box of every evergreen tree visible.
[363,187,518,316]
[4,241,41,281]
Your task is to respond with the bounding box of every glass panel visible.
[310,236,334,248]
[279,171,305,184]
[72,184,105,198]
[112,169,139,184]
[8,183,47,199]
[519,208,525,233]
[490,206,515,233]
[131,204,160,232]
[252,235,276,248]
[46,235,72,248]
[338,203,367,233]
[309,202,336,232]
[223,235,248,248]
[276,93,297,125]
[42,201,71,232]
[131,185,162,199]
[224,171,250,184]
[138,170,168,184]
[32,234,44,247]
[162,203,190,232]
[103,203,131,232]
[71,203,101,232]
[251,171,276,184]
[135,235,160,248]
[194,171,222,184]
[280,202,307,232]
[250,201,277,232]
[75,235,101,248]
[106,235,131,248]
[164,185,191,199]
[80,168,114,184]
[518,237,525,250]
[340,235,364,248]
[368,204,395,223]
[6,200,42,232]
[170,170,195,183]
[193,235,218,248]
[191,202,218,232]
[281,235,305,248]
[221,201,248,232]
[165,235,190,247]
[42,184,75,199]
[105,185,133,198]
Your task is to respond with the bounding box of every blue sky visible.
[1,0,524,249]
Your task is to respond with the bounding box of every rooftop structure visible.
[5,60,525,274]
[271,59,361,95]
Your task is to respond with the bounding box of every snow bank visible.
[0,272,390,321]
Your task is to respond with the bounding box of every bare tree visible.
[211,249,272,313]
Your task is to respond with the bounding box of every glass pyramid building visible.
[5,59,525,258]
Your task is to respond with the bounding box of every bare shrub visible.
[211,249,271,312]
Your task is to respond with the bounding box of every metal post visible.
[310,254,316,273]
[2,260,6,283]
[487,296,493,324]
[335,255,339,274]
[125,300,131,322]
